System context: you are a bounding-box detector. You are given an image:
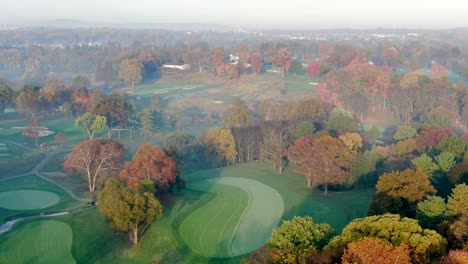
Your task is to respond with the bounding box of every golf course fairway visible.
[178,177,284,258]
[0,190,60,210]
[0,220,75,264]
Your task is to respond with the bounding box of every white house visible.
[162,64,191,70]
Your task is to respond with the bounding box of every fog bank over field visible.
[1,0,467,29]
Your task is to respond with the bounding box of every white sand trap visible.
[211,100,223,104]
[0,143,6,146]
[0,190,60,210]
[183,86,199,90]
[0,153,10,157]
[309,82,319,85]
[153,91,169,94]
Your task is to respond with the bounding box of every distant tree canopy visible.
[0,85,15,113]
[119,58,143,89]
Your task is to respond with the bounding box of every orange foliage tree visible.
[120,144,177,189]
[342,237,411,264]
[376,169,436,202]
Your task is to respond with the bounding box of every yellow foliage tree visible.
[205,127,237,166]
[339,133,363,155]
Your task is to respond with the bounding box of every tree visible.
[375,169,436,202]
[420,106,456,129]
[416,195,447,229]
[209,47,225,70]
[71,75,91,89]
[393,125,418,141]
[119,58,143,89]
[447,162,468,184]
[435,135,466,159]
[75,112,107,140]
[440,250,468,264]
[288,60,302,75]
[307,62,320,76]
[368,126,380,140]
[341,237,411,264]
[16,85,42,120]
[0,85,15,113]
[98,178,163,245]
[222,99,253,128]
[415,128,453,153]
[139,109,153,141]
[326,109,360,133]
[92,96,128,138]
[250,52,263,74]
[287,135,352,192]
[216,64,239,79]
[23,121,40,147]
[295,121,315,139]
[120,144,177,189]
[339,133,363,155]
[395,138,417,156]
[326,214,447,264]
[291,97,328,122]
[412,154,439,176]
[268,216,334,264]
[435,152,457,173]
[272,48,292,78]
[447,184,468,218]
[349,149,380,186]
[260,124,291,174]
[204,127,237,166]
[64,139,125,192]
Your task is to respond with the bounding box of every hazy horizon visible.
[1,0,468,29]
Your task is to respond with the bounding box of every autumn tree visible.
[182,43,209,72]
[326,214,447,264]
[92,96,128,138]
[412,154,439,176]
[435,135,466,159]
[440,250,468,264]
[64,138,125,192]
[119,58,143,89]
[70,75,91,89]
[326,109,360,133]
[291,97,328,122]
[415,128,453,153]
[139,109,153,141]
[272,48,292,78]
[393,125,418,141]
[75,112,107,140]
[250,52,263,74]
[268,216,335,264]
[98,178,163,245]
[341,237,411,264]
[16,85,42,120]
[120,144,177,189]
[375,169,436,202]
[420,106,456,129]
[216,64,239,79]
[204,127,237,166]
[209,47,225,70]
[222,99,253,128]
[295,121,315,139]
[288,60,302,75]
[23,121,40,147]
[339,133,363,155]
[0,85,15,113]
[287,135,352,192]
[260,123,291,174]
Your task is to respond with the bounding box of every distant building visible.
[162,64,191,70]
[229,54,239,65]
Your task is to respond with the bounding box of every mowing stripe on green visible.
[0,220,75,264]
[0,190,60,210]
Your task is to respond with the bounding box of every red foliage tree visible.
[250,52,263,74]
[431,64,449,79]
[415,128,453,153]
[307,62,321,76]
[272,48,292,78]
[64,139,125,192]
[120,144,177,189]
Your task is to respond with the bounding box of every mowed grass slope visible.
[0,141,44,178]
[0,176,83,223]
[0,220,75,264]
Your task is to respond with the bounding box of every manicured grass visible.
[0,141,44,178]
[0,176,83,223]
[0,190,60,210]
[0,220,75,264]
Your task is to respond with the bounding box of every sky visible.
[2,0,467,29]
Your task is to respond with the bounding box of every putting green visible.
[178,177,284,258]
[0,190,60,210]
[0,220,75,264]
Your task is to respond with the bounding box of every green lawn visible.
[0,176,84,224]
[0,190,60,210]
[0,220,75,264]
[0,141,44,178]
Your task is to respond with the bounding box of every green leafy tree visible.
[98,178,163,245]
[412,154,439,176]
[435,152,457,173]
[419,106,455,129]
[447,184,468,218]
[268,216,335,264]
[326,109,360,133]
[368,126,380,140]
[295,121,315,139]
[349,149,380,186]
[70,75,91,89]
[393,125,418,141]
[288,60,303,75]
[0,85,15,113]
[326,214,447,264]
[139,109,153,141]
[416,196,447,229]
[75,112,107,140]
[435,135,466,159]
